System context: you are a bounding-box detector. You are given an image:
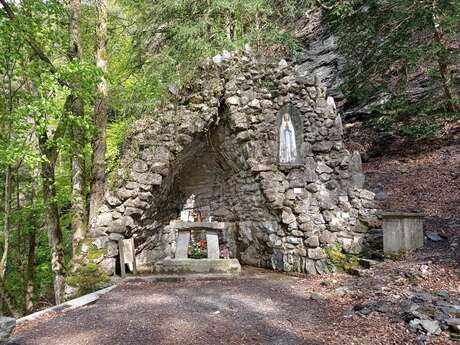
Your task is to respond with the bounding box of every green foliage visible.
[110,0,313,119]
[65,263,111,296]
[0,0,102,314]
[326,0,460,114]
[399,119,441,139]
[106,117,133,176]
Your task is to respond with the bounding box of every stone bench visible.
[382,212,424,254]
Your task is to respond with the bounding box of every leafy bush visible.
[65,263,111,296]
[399,119,440,139]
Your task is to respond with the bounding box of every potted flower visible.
[189,239,207,259]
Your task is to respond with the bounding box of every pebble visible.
[426,231,443,242]
[310,293,323,301]
[437,289,449,298]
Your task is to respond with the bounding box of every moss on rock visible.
[325,245,360,272]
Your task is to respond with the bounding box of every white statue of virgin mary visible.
[279,112,297,163]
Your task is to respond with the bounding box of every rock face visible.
[86,49,380,275]
[293,8,456,113]
[0,316,15,345]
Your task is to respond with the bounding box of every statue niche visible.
[277,104,302,165]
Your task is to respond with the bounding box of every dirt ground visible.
[345,120,460,238]
[11,240,460,345]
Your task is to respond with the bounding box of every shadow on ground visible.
[11,272,331,345]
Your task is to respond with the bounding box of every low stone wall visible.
[84,49,380,276]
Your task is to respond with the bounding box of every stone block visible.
[110,216,134,233]
[125,207,143,217]
[100,257,116,275]
[93,236,109,250]
[316,161,333,174]
[106,194,122,207]
[312,141,333,153]
[105,240,119,257]
[226,96,240,105]
[109,233,124,241]
[319,230,336,244]
[132,172,162,186]
[133,160,148,173]
[382,212,424,254]
[315,260,330,274]
[96,213,112,228]
[206,230,220,259]
[155,258,241,275]
[303,259,317,274]
[305,235,320,247]
[281,209,296,224]
[175,230,190,259]
[308,247,326,260]
[125,181,140,190]
[287,236,302,245]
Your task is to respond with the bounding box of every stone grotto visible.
[84,48,381,276]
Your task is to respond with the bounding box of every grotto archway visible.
[87,50,380,276]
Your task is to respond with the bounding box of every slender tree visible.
[0,166,11,285]
[89,0,108,225]
[24,164,38,313]
[67,0,87,260]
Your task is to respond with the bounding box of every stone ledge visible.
[171,221,228,231]
[17,285,116,325]
[381,211,424,218]
[154,258,241,275]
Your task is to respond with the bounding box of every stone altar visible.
[155,221,241,275]
[173,221,226,259]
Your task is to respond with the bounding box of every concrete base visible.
[382,212,424,254]
[154,258,241,275]
[125,273,239,283]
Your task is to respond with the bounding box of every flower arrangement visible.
[188,239,207,259]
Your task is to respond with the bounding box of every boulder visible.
[100,257,116,275]
[0,316,15,345]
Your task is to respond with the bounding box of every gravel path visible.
[10,259,459,345]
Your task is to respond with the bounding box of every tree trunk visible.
[0,166,11,282]
[68,94,86,260]
[39,143,65,305]
[15,172,26,295]
[25,164,38,314]
[25,222,36,313]
[89,0,108,225]
[0,63,14,286]
[68,0,87,259]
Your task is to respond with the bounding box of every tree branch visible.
[0,0,57,73]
